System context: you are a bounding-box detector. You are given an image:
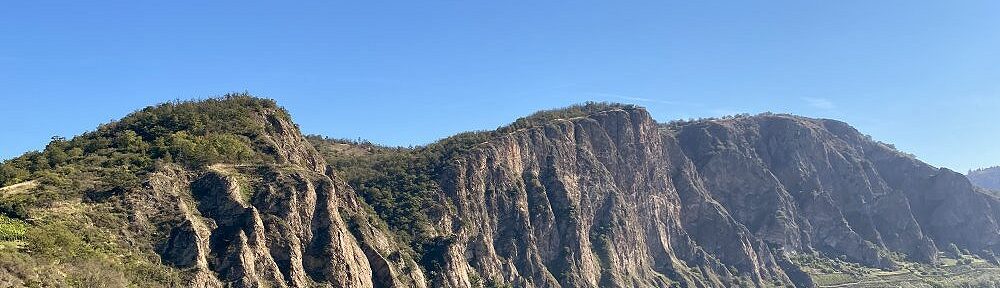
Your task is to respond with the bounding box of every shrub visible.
[0,199,28,220]
[0,215,27,241]
[0,162,30,187]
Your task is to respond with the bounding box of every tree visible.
[0,163,29,186]
[115,130,148,153]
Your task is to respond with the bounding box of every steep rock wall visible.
[431,108,791,287]
[127,108,426,288]
[669,115,1000,266]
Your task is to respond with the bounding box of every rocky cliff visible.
[410,108,1000,287]
[1,97,999,287]
[425,107,789,287]
[132,105,428,287]
[667,115,1000,266]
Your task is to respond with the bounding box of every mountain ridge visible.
[1,95,999,287]
[968,166,1000,193]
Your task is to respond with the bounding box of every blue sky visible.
[1,1,998,172]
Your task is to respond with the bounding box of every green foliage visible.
[0,93,283,207]
[0,215,26,241]
[115,93,277,140]
[0,163,27,187]
[104,167,141,190]
[25,221,91,259]
[311,129,499,253]
[313,138,441,253]
[153,131,255,168]
[485,280,514,288]
[0,209,182,286]
[0,198,28,220]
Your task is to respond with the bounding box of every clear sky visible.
[1,1,998,172]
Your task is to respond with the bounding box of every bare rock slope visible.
[413,107,1000,287]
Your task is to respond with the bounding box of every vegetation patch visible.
[0,93,282,191]
[0,215,27,250]
[0,201,181,287]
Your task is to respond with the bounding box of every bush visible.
[25,222,90,258]
[0,215,27,241]
[0,199,28,220]
[154,132,255,168]
[0,162,30,187]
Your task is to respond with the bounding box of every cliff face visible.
[4,98,1000,287]
[411,109,1000,287]
[665,114,999,277]
[122,106,427,287]
[428,108,788,287]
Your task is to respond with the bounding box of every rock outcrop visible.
[125,106,426,287]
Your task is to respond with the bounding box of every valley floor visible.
[794,253,1000,287]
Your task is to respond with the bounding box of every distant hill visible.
[969,166,1000,191]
